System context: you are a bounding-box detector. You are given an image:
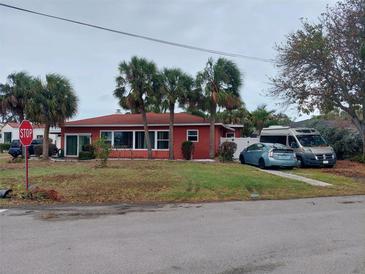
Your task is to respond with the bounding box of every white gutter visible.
[64,123,230,127]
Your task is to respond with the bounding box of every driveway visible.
[1,196,365,274]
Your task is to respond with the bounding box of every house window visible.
[114,131,133,149]
[4,132,12,143]
[100,131,112,146]
[157,131,169,149]
[135,131,155,149]
[226,132,234,138]
[187,130,198,142]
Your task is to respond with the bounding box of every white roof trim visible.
[64,123,230,127]
[222,125,235,131]
[225,124,244,128]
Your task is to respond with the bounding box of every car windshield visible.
[296,134,327,147]
[11,140,20,147]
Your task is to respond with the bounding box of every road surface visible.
[1,196,365,274]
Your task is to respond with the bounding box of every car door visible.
[251,143,265,165]
[244,144,257,164]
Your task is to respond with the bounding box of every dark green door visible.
[4,132,12,143]
[66,135,78,156]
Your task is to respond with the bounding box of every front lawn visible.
[0,158,364,205]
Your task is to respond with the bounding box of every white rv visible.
[260,126,336,167]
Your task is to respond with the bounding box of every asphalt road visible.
[1,196,365,274]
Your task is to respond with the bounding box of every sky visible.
[0,0,337,121]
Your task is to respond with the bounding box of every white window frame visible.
[186,129,199,142]
[64,133,92,157]
[100,130,113,146]
[156,130,169,150]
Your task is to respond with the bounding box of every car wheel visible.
[239,154,245,164]
[297,156,305,168]
[326,165,334,168]
[258,158,266,169]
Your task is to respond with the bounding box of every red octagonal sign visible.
[19,120,33,146]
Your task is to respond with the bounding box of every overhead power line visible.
[0,2,275,63]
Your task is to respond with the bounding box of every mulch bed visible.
[322,160,365,182]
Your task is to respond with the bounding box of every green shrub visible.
[0,143,11,153]
[350,155,365,164]
[218,141,237,162]
[316,127,362,159]
[94,138,111,167]
[79,151,95,160]
[82,144,95,154]
[79,144,95,160]
[181,141,194,160]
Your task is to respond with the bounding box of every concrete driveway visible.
[1,196,365,274]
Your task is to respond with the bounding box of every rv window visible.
[288,136,298,148]
[260,135,286,145]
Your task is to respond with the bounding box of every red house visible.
[61,112,242,159]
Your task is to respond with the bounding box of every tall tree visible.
[29,74,78,159]
[0,72,34,122]
[159,68,194,159]
[196,58,242,158]
[270,0,365,156]
[114,56,158,159]
[250,105,275,134]
[216,104,252,136]
[250,104,291,134]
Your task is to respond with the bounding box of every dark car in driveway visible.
[8,139,58,158]
[8,140,22,158]
[28,139,43,155]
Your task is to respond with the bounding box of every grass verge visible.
[0,158,364,205]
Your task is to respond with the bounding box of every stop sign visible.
[19,120,33,146]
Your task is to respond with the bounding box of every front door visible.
[66,135,78,156]
[4,132,12,143]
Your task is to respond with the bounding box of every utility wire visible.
[0,2,275,63]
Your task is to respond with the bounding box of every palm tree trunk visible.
[361,125,365,158]
[169,103,174,160]
[19,112,25,123]
[42,123,50,160]
[209,105,216,159]
[141,108,152,159]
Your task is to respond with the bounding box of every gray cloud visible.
[0,0,337,121]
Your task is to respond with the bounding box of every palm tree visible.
[196,58,242,159]
[114,56,158,159]
[159,68,194,159]
[29,74,78,159]
[0,72,34,122]
[250,104,277,134]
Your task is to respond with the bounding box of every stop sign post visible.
[19,120,33,191]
